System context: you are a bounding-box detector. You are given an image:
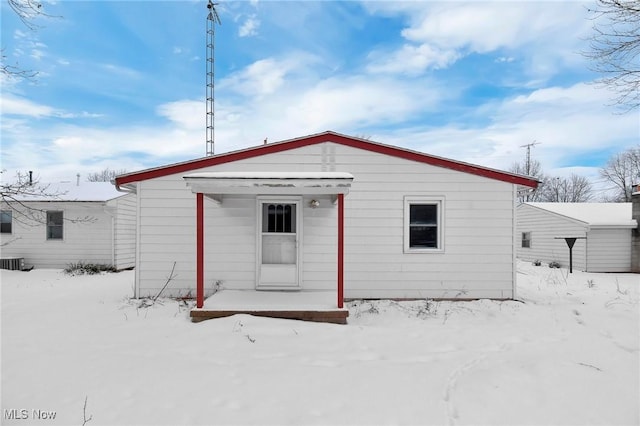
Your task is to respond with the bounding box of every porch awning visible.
[183,171,354,199]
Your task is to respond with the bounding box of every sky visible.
[1,0,638,197]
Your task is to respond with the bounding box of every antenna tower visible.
[520,140,541,175]
[206,0,221,156]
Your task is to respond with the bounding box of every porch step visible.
[190,309,349,324]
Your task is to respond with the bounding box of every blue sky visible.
[1,1,638,195]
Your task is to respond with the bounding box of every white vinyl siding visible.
[0,201,115,269]
[516,204,587,270]
[134,142,518,299]
[516,203,633,272]
[111,193,136,270]
[587,228,632,272]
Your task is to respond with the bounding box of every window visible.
[521,232,531,248]
[262,203,296,233]
[46,211,63,240]
[1,210,12,234]
[404,196,444,252]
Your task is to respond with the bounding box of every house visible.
[516,201,639,273]
[0,181,136,270]
[114,131,538,321]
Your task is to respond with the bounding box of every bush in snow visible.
[64,262,116,275]
[548,261,561,269]
[532,259,542,266]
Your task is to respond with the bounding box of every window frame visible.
[403,196,445,253]
[521,232,531,248]
[46,210,64,240]
[1,210,12,234]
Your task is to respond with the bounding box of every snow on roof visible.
[10,181,123,202]
[526,202,636,227]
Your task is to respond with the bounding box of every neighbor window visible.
[0,210,12,234]
[46,211,63,240]
[404,196,444,252]
[521,232,531,248]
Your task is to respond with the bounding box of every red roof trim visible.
[115,131,539,188]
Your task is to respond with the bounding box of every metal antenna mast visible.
[206,0,221,156]
[520,140,541,175]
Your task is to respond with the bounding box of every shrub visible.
[548,261,561,269]
[65,262,116,275]
[532,259,542,266]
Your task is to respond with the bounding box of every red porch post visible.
[196,192,204,308]
[337,193,344,309]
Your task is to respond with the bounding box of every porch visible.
[183,171,354,324]
[190,290,349,324]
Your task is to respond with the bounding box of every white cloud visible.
[367,43,461,75]
[1,95,57,117]
[238,15,260,37]
[363,2,592,77]
[156,100,203,130]
[220,57,303,97]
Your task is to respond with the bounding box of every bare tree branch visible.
[599,145,640,201]
[585,0,640,112]
[86,168,128,183]
[2,0,61,80]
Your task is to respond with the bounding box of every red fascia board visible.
[115,131,539,188]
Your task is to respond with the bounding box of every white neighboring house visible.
[114,131,538,308]
[516,202,639,272]
[0,181,136,270]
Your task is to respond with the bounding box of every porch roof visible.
[183,171,354,196]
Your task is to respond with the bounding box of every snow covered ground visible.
[1,261,638,425]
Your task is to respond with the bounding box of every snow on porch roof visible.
[183,171,354,196]
[114,131,539,189]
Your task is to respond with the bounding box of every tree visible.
[510,158,546,202]
[586,0,640,111]
[1,171,65,227]
[599,145,640,201]
[1,0,55,79]
[1,171,94,229]
[86,168,127,183]
[538,174,594,202]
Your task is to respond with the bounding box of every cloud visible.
[156,100,203,130]
[363,2,592,78]
[0,95,103,119]
[220,55,317,97]
[238,15,260,37]
[1,96,57,117]
[367,44,461,75]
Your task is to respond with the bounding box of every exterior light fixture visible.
[310,199,320,209]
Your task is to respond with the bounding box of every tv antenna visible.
[520,140,541,175]
[206,0,221,156]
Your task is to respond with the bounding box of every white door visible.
[257,198,301,289]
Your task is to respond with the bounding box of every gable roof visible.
[9,182,124,202]
[523,202,636,228]
[115,131,539,188]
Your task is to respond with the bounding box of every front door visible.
[257,197,301,289]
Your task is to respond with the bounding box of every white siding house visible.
[516,202,638,272]
[0,182,136,270]
[115,132,538,308]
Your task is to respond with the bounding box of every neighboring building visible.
[0,181,136,270]
[115,131,538,308]
[516,202,638,272]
